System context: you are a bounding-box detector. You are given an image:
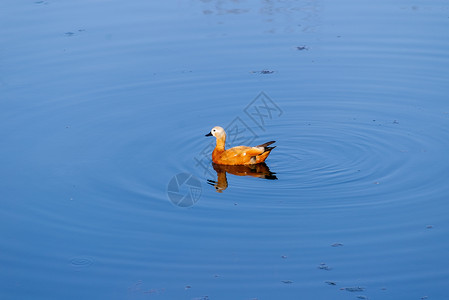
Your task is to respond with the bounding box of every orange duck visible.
[205,126,276,165]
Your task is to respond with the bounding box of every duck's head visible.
[205,126,226,139]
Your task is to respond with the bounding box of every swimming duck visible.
[205,126,276,165]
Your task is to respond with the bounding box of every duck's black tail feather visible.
[257,141,276,148]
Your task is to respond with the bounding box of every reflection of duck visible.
[205,126,276,165]
[207,162,277,192]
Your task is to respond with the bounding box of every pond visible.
[1,0,448,299]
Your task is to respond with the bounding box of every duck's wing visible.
[226,146,265,157]
[217,145,275,165]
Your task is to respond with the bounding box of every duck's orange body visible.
[206,126,276,165]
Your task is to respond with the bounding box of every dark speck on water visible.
[318,263,332,270]
[252,70,275,74]
[342,287,366,292]
[192,296,209,300]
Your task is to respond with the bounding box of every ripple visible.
[69,257,93,268]
[2,1,448,299]
[185,99,449,211]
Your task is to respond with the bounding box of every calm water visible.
[1,0,449,299]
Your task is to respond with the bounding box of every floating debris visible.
[65,29,86,37]
[296,46,308,50]
[325,281,337,286]
[393,120,399,124]
[185,285,191,289]
[426,225,433,229]
[357,296,368,299]
[251,70,275,74]
[192,296,209,300]
[331,243,343,247]
[318,263,332,271]
[281,280,293,284]
[281,255,288,259]
[341,286,365,292]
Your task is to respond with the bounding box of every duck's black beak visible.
[205,132,213,137]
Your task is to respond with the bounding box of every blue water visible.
[1,0,449,299]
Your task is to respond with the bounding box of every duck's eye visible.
[212,129,216,132]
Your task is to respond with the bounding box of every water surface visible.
[1,0,449,299]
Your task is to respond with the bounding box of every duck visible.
[205,126,276,165]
